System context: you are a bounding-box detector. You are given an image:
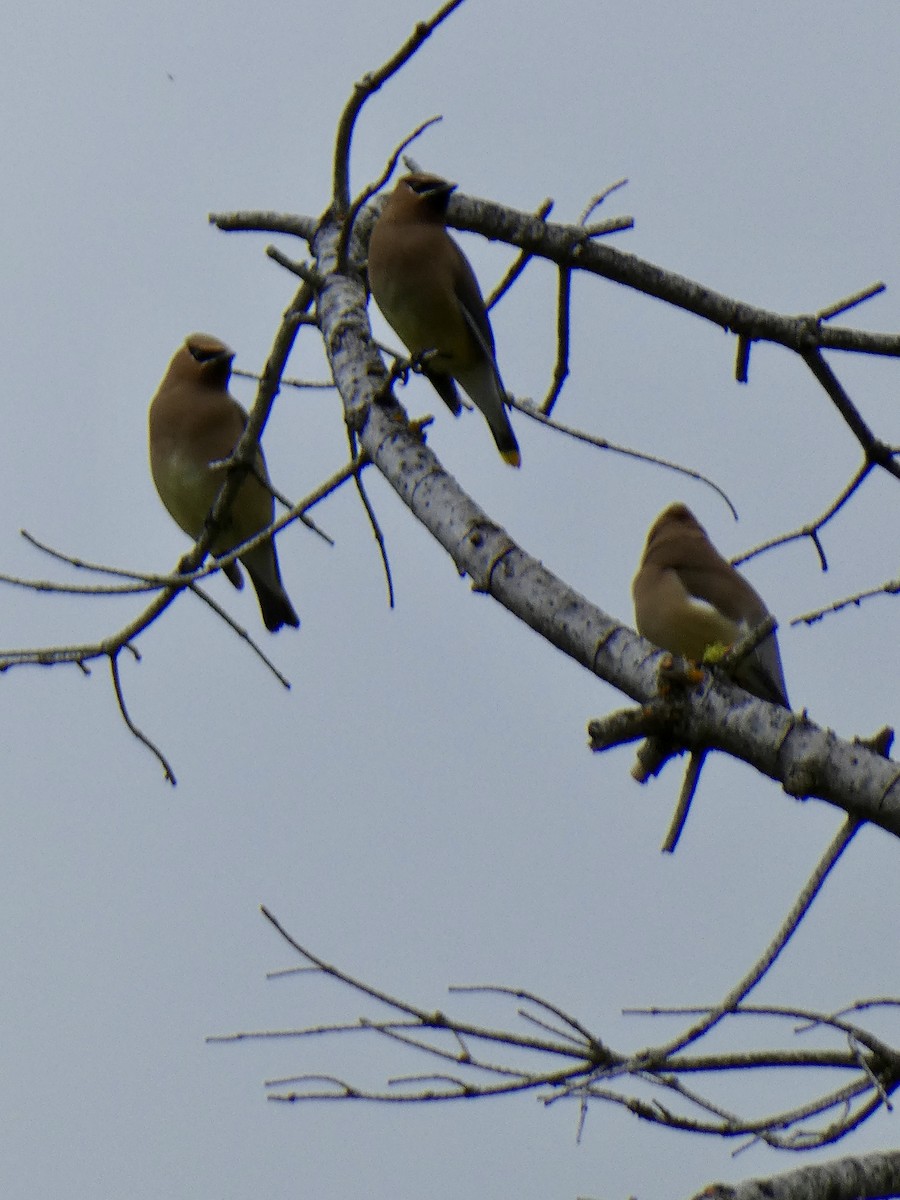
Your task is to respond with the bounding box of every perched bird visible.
[632,503,789,852]
[632,502,788,707]
[367,172,521,467]
[148,333,299,633]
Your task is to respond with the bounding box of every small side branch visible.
[485,198,554,311]
[660,817,861,1058]
[542,267,571,415]
[792,573,900,627]
[511,399,737,518]
[331,0,465,212]
[109,651,176,785]
[210,912,900,1147]
[734,459,872,570]
[801,348,900,480]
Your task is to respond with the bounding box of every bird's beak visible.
[427,180,457,199]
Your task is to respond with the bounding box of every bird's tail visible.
[459,359,521,468]
[253,579,301,633]
[243,544,300,632]
[425,370,463,417]
[488,409,521,468]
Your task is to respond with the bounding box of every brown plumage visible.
[148,333,299,632]
[632,503,788,707]
[368,172,520,467]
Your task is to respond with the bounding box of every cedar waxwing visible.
[632,503,788,707]
[367,172,521,467]
[148,333,299,633]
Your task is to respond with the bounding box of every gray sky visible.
[1,2,898,1197]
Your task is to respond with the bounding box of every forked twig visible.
[336,116,443,274]
[331,0,464,213]
[207,906,899,1145]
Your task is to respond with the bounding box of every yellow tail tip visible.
[502,449,522,468]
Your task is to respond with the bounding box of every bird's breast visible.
[636,570,742,660]
[150,447,223,540]
[370,248,472,367]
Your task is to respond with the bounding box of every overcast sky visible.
[1,2,898,1197]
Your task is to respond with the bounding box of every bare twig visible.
[484,198,554,310]
[817,280,886,323]
[0,454,363,684]
[658,817,861,1058]
[449,983,605,1051]
[801,349,900,480]
[187,584,292,689]
[336,116,442,274]
[19,530,179,587]
[348,430,395,609]
[232,367,335,391]
[660,750,706,853]
[209,911,899,1145]
[577,179,629,226]
[246,462,334,547]
[209,211,315,239]
[733,459,872,569]
[542,267,571,415]
[265,246,324,286]
[109,650,176,785]
[331,0,464,213]
[511,398,738,519]
[791,574,900,627]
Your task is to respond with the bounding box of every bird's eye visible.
[189,346,220,363]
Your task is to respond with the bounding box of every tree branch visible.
[299,211,900,841]
[695,1149,900,1200]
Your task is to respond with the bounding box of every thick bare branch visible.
[301,211,900,842]
[695,1149,900,1200]
[444,191,900,359]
